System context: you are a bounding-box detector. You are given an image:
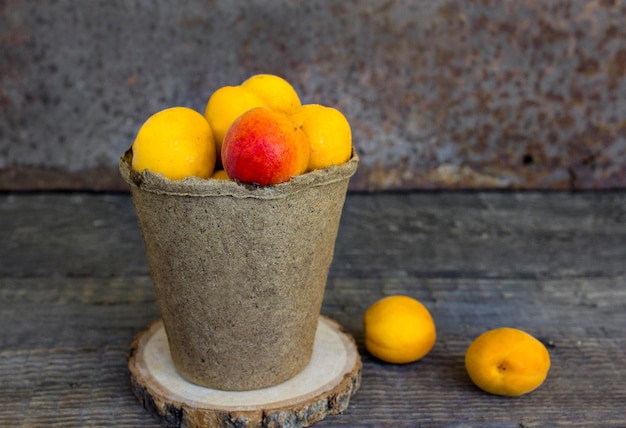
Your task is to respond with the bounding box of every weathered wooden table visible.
[1,191,624,426]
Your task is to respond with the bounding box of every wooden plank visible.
[324,275,626,337]
[0,345,159,427]
[0,277,158,349]
[1,192,625,426]
[0,194,148,278]
[332,191,626,278]
[1,191,625,278]
[1,274,624,426]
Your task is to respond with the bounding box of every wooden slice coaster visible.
[129,316,361,427]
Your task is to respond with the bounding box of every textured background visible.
[1,0,625,191]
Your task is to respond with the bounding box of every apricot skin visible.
[221,107,308,186]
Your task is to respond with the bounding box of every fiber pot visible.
[119,149,358,391]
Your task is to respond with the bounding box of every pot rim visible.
[119,148,359,200]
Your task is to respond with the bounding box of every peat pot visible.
[119,149,358,391]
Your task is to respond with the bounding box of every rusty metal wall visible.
[1,0,624,191]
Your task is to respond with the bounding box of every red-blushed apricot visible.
[221,107,309,186]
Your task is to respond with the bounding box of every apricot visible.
[204,85,268,166]
[131,107,216,180]
[465,327,551,396]
[221,107,309,186]
[241,74,301,113]
[288,104,352,171]
[364,295,436,364]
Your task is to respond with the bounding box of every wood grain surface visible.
[1,191,625,426]
[128,317,360,427]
